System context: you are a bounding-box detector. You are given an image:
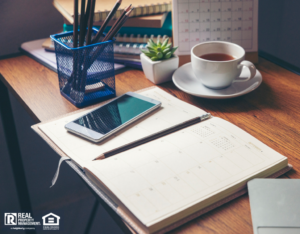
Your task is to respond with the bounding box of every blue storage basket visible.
[51,29,116,108]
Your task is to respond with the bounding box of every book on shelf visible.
[53,0,172,24]
[42,37,55,51]
[63,11,172,37]
[32,87,292,234]
[63,13,168,28]
[114,35,171,64]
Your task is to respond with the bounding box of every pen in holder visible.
[51,29,116,108]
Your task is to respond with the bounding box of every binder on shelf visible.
[63,11,173,37]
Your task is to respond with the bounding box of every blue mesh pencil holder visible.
[50,29,116,108]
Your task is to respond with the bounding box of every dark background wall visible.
[0,1,62,56]
[258,0,300,69]
[0,0,299,233]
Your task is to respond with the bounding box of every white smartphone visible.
[65,92,161,142]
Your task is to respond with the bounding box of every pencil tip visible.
[126,7,134,15]
[125,4,132,11]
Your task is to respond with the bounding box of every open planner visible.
[32,87,291,234]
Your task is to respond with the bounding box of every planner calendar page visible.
[172,0,258,55]
[38,87,206,168]
[85,117,287,226]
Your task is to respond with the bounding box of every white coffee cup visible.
[191,41,256,89]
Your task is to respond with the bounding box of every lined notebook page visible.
[38,88,206,167]
[172,0,258,55]
[84,117,287,227]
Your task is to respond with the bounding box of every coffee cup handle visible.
[233,61,256,83]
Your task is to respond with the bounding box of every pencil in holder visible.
[50,29,116,108]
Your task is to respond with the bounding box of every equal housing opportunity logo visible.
[42,213,60,230]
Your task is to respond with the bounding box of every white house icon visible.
[42,213,60,226]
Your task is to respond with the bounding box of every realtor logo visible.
[42,213,60,230]
[4,213,17,225]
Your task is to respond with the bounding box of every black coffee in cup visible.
[199,53,235,61]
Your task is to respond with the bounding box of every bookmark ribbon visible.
[50,156,71,188]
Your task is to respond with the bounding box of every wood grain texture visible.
[0,55,299,234]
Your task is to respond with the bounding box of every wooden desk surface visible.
[0,55,299,234]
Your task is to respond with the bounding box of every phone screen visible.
[72,94,156,134]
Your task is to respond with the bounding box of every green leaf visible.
[162,38,169,47]
[157,40,162,47]
[164,52,172,59]
[148,39,157,47]
[157,52,163,59]
[147,42,152,48]
[145,52,156,58]
[151,56,159,61]
[163,48,170,54]
[156,47,162,52]
[166,43,172,48]
[147,47,156,53]
[147,43,156,50]
[170,46,178,54]
[141,48,156,58]
[140,49,149,54]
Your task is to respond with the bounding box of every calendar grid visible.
[86,116,286,224]
[174,0,257,55]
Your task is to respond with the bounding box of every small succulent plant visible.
[140,38,178,61]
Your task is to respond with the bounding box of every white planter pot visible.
[140,53,179,84]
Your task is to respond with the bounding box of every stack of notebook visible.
[49,0,173,67]
[53,0,172,23]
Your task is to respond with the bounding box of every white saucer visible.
[172,63,262,99]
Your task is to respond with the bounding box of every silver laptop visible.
[248,179,300,234]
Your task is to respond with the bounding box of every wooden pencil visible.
[90,6,133,64]
[79,0,86,47]
[73,0,78,48]
[104,7,134,41]
[84,0,91,29]
[86,0,96,45]
[92,0,122,44]
[72,0,79,92]
[77,0,94,95]
[81,0,91,44]
[69,0,79,94]
[77,0,91,93]
[79,5,133,95]
[101,5,131,43]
